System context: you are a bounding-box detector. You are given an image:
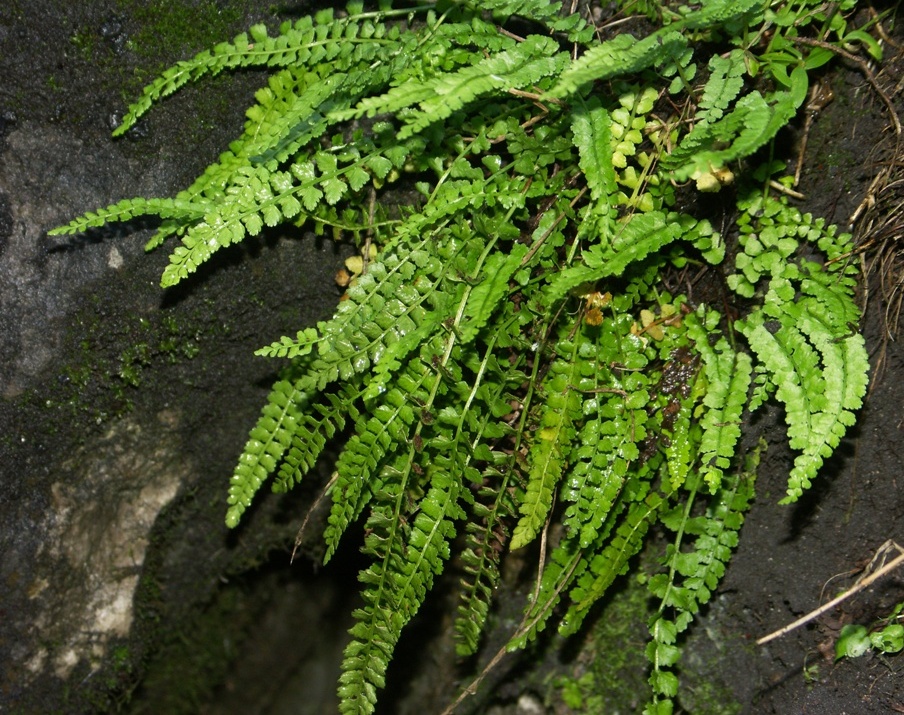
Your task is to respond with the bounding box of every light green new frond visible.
[742,314,819,445]
[784,301,867,501]
[547,31,687,99]
[115,10,397,135]
[396,35,568,140]
[740,298,866,503]
[511,336,584,549]
[48,197,208,236]
[225,380,306,528]
[256,328,321,359]
[799,266,861,329]
[696,50,747,124]
[731,194,860,299]
[731,192,868,502]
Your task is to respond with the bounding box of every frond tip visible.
[225,380,303,528]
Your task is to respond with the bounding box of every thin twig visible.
[757,541,904,646]
[290,471,339,563]
[768,179,805,200]
[498,26,526,43]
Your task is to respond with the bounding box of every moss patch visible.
[549,574,654,714]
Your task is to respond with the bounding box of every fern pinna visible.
[52,0,872,712]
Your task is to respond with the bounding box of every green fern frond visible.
[546,211,701,304]
[273,383,363,493]
[468,0,593,42]
[561,315,648,548]
[342,32,569,134]
[680,0,764,29]
[337,29,516,124]
[244,71,358,166]
[115,10,401,136]
[686,309,752,492]
[740,301,867,502]
[225,379,306,528]
[696,50,747,124]
[53,1,877,712]
[283,238,458,396]
[511,335,584,549]
[548,31,688,99]
[731,192,868,502]
[455,474,515,655]
[647,450,757,709]
[48,197,208,236]
[452,323,527,654]
[571,95,617,214]
[458,243,529,345]
[400,35,567,140]
[562,481,664,634]
[322,348,439,560]
[255,328,321,360]
[507,532,588,650]
[338,459,411,714]
[664,84,808,181]
[664,390,697,492]
[340,454,463,715]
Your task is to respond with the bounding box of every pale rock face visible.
[26,411,188,680]
[0,126,147,399]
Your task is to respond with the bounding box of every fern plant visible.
[51,0,872,712]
